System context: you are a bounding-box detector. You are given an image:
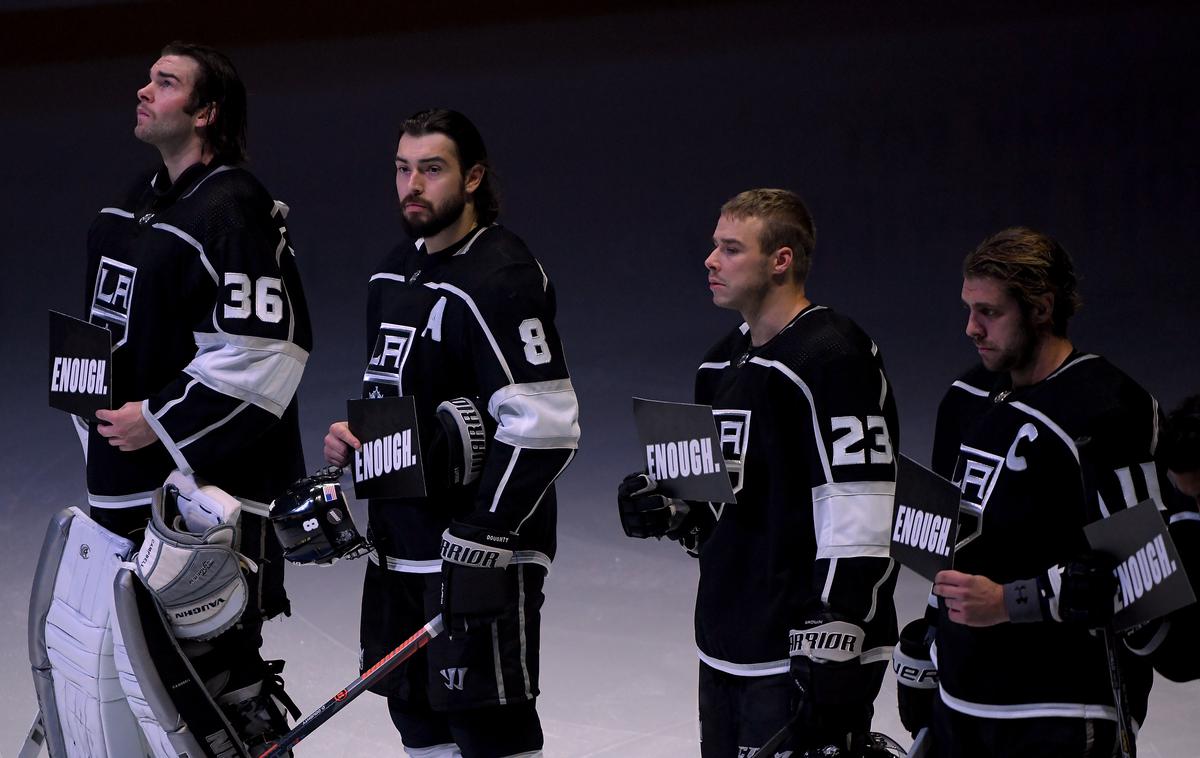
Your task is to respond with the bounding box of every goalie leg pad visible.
[113,566,251,757]
[136,487,248,640]
[28,506,144,758]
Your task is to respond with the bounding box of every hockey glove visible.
[1056,550,1118,627]
[892,618,938,737]
[789,614,876,742]
[617,473,690,539]
[440,520,516,635]
[427,397,494,489]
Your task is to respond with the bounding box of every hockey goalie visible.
[25,473,299,758]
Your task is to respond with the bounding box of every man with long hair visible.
[324,108,579,758]
[81,41,311,750]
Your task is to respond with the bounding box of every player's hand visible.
[95,401,158,451]
[323,421,360,467]
[440,520,516,639]
[934,570,1008,627]
[1057,551,1118,627]
[616,473,689,539]
[894,618,938,736]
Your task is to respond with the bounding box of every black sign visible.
[890,455,960,582]
[632,397,736,503]
[348,396,426,500]
[1085,499,1195,632]
[48,310,112,417]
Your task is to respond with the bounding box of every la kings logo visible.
[91,256,136,349]
[707,410,751,522]
[363,322,416,396]
[713,410,751,495]
[954,422,1041,550]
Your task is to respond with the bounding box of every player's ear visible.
[1030,292,1054,327]
[770,246,794,277]
[194,102,217,129]
[464,164,485,195]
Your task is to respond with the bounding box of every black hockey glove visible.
[1056,550,1118,627]
[617,473,690,539]
[789,614,877,744]
[440,520,516,637]
[427,397,495,489]
[892,619,938,737]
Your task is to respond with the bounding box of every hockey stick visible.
[1102,625,1136,758]
[15,710,47,758]
[256,614,444,758]
[757,710,800,757]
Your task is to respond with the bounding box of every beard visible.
[398,186,467,240]
[979,313,1037,375]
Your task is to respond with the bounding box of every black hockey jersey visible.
[930,353,1165,722]
[691,305,899,681]
[83,162,311,506]
[360,225,579,574]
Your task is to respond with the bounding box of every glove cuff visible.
[789,620,865,663]
[441,522,515,569]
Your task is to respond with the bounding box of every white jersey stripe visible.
[820,556,839,604]
[151,222,219,284]
[179,164,235,200]
[698,649,789,677]
[748,356,832,481]
[368,272,407,283]
[1141,462,1165,510]
[1114,466,1139,507]
[864,559,897,624]
[100,207,135,218]
[951,380,990,398]
[489,379,580,449]
[177,401,249,450]
[154,378,200,419]
[516,450,576,534]
[88,491,156,509]
[939,686,1118,722]
[811,480,895,560]
[489,446,521,514]
[1011,400,1080,464]
[423,281,514,384]
[698,361,731,371]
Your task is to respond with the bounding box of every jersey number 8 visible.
[519,318,552,365]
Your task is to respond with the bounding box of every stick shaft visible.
[257,614,444,758]
[1102,626,1136,758]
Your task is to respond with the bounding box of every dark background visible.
[1,1,1197,752]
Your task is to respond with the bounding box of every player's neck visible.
[158,137,212,184]
[1011,334,1073,387]
[744,286,810,347]
[425,206,479,254]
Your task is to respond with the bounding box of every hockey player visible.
[618,189,900,756]
[79,41,311,748]
[1134,395,1200,682]
[907,227,1172,756]
[1163,396,1200,504]
[323,108,580,758]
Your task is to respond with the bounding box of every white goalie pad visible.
[112,566,250,758]
[135,485,249,640]
[27,506,145,758]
